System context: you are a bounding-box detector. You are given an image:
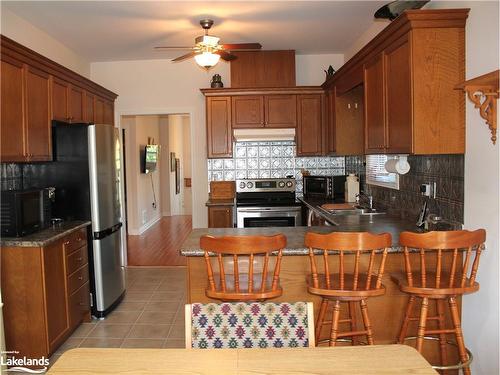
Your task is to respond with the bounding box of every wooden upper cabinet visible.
[325,89,336,154]
[1,58,26,161]
[103,99,114,125]
[230,51,296,88]
[84,92,95,123]
[335,85,364,156]
[384,36,412,153]
[43,240,70,352]
[69,85,85,123]
[25,66,51,161]
[296,94,323,156]
[264,95,296,128]
[232,96,264,128]
[51,77,70,122]
[364,53,386,153]
[94,96,105,124]
[207,96,232,158]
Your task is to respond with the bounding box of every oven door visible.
[236,206,302,228]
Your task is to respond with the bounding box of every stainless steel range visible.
[236,178,302,228]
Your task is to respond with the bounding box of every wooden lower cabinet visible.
[0,227,91,359]
[208,206,234,228]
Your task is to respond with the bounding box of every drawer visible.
[66,245,88,275]
[67,264,89,295]
[63,228,88,255]
[69,281,90,329]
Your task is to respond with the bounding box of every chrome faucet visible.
[356,191,373,210]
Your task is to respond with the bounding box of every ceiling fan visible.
[154,19,262,68]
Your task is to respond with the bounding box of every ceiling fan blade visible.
[154,46,196,50]
[215,50,237,61]
[172,51,199,62]
[220,43,262,51]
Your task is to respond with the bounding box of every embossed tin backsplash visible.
[207,141,345,194]
[345,154,464,224]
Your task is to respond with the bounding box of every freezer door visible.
[92,228,125,312]
[88,124,122,232]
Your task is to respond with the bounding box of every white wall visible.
[91,54,342,227]
[0,8,90,77]
[346,2,499,373]
[295,54,344,85]
[123,115,162,235]
[159,116,171,217]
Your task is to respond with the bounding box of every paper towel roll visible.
[385,156,410,175]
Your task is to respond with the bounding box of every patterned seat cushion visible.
[190,302,310,349]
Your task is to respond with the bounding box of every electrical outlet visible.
[152,202,157,209]
[420,183,436,198]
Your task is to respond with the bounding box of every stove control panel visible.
[236,178,296,193]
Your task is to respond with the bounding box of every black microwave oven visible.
[0,189,51,237]
[303,175,347,200]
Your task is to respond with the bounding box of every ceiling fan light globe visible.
[194,52,220,68]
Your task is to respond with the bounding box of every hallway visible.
[127,216,192,266]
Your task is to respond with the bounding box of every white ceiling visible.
[2,1,387,62]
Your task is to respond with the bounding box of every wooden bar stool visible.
[305,231,392,346]
[200,234,286,301]
[392,230,486,375]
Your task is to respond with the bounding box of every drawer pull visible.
[77,237,83,242]
[63,241,70,246]
[78,276,83,281]
[76,257,83,261]
[78,302,86,306]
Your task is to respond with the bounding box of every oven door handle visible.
[237,207,301,212]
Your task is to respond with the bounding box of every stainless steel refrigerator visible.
[52,122,125,318]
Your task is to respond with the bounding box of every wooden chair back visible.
[200,234,287,301]
[305,231,392,292]
[185,302,315,349]
[399,229,486,290]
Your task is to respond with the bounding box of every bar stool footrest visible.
[401,335,473,371]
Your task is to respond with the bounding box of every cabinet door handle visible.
[63,241,70,246]
[76,257,83,261]
[78,302,86,306]
[77,237,82,242]
[78,276,83,281]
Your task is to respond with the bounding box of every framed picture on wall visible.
[175,158,181,194]
[170,152,176,172]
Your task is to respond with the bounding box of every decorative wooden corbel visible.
[455,70,499,145]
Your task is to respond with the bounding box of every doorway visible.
[120,114,193,266]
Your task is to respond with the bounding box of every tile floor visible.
[49,267,187,366]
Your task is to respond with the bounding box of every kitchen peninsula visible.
[180,213,463,363]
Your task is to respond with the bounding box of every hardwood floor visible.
[127,216,192,266]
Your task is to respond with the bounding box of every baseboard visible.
[128,215,161,235]
[162,211,171,217]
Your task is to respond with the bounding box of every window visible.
[366,155,400,190]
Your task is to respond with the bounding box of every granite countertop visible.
[206,199,235,207]
[0,221,91,247]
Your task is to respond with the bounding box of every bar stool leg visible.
[315,298,328,344]
[360,299,374,345]
[416,297,429,353]
[449,297,471,375]
[329,300,341,347]
[398,296,416,344]
[436,299,448,369]
[348,301,357,346]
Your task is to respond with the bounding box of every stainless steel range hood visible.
[233,128,296,142]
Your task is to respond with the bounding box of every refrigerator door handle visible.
[94,222,123,240]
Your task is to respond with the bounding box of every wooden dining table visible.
[47,344,437,374]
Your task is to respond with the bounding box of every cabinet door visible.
[94,96,105,124]
[69,85,85,123]
[264,95,296,128]
[51,77,69,122]
[231,96,264,128]
[385,37,412,153]
[207,97,232,158]
[103,99,114,125]
[364,53,386,153]
[208,206,233,228]
[84,92,95,123]
[25,66,52,161]
[69,282,90,329]
[335,86,365,155]
[1,58,26,161]
[325,89,336,154]
[43,240,70,353]
[296,94,323,156]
